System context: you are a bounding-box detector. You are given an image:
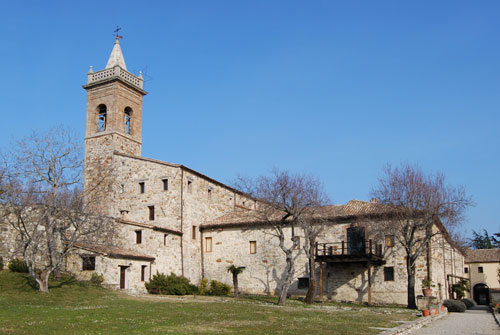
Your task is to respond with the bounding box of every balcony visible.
[315,240,385,265]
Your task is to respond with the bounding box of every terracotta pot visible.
[432,309,438,315]
[422,288,432,297]
[422,309,430,317]
[441,305,445,312]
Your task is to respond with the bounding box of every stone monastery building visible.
[66,37,466,305]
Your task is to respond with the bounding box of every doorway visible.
[119,266,129,289]
[347,227,366,255]
[473,283,489,305]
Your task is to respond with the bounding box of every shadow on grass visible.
[17,273,80,291]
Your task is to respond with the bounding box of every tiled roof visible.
[74,243,155,261]
[201,200,391,228]
[116,218,182,236]
[465,249,500,263]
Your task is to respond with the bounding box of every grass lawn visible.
[0,271,417,334]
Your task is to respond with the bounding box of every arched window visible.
[97,104,107,132]
[124,107,132,135]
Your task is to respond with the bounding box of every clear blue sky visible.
[0,1,499,238]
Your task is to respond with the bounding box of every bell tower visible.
[83,35,147,158]
[82,35,147,214]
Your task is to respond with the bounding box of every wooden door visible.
[347,227,366,255]
[120,266,127,289]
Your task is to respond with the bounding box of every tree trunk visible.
[305,246,317,304]
[36,271,50,293]
[406,257,417,309]
[278,252,295,306]
[233,273,239,298]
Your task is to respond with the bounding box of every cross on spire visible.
[113,25,123,41]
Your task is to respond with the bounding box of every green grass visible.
[0,271,417,334]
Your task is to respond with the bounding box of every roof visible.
[116,218,182,236]
[106,38,127,70]
[74,243,155,262]
[465,249,500,263]
[201,200,391,229]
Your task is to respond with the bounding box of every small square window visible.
[148,206,155,221]
[249,241,257,254]
[82,255,96,271]
[136,230,142,244]
[385,235,394,248]
[298,277,309,289]
[139,182,145,194]
[384,267,394,281]
[478,266,483,273]
[205,237,212,252]
[464,267,468,274]
[162,179,169,191]
[141,265,147,281]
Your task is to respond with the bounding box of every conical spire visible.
[105,37,127,70]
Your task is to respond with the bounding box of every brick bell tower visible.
[82,35,147,213]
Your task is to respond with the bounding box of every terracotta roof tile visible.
[74,243,155,261]
[465,249,500,263]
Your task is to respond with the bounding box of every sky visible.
[0,1,499,238]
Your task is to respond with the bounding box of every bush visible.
[145,272,197,295]
[461,298,476,309]
[90,273,104,286]
[199,278,231,296]
[443,299,466,313]
[0,256,3,270]
[8,258,29,273]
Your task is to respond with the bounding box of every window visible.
[298,277,309,289]
[124,107,132,134]
[464,267,469,274]
[139,182,145,194]
[97,104,107,132]
[205,237,212,252]
[135,230,142,244]
[385,235,394,248]
[187,180,192,193]
[120,184,124,193]
[192,225,196,239]
[294,236,300,250]
[162,179,169,191]
[164,234,168,246]
[384,267,394,281]
[208,188,212,200]
[141,265,147,281]
[478,266,483,273]
[148,206,155,221]
[82,255,96,271]
[249,241,257,254]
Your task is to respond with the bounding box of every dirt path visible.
[412,306,499,335]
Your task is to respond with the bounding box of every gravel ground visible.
[413,306,499,335]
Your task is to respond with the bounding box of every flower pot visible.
[432,308,438,315]
[441,305,445,312]
[422,309,430,317]
[422,288,432,297]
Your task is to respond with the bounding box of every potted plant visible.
[422,309,430,317]
[421,278,435,297]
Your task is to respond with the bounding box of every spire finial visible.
[113,25,123,42]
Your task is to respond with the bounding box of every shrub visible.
[199,278,231,296]
[452,279,469,299]
[443,299,466,313]
[199,278,209,295]
[8,258,29,273]
[90,273,104,286]
[461,298,476,309]
[145,272,197,295]
[0,256,3,270]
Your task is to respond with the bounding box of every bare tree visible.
[371,163,472,309]
[236,169,329,305]
[0,127,113,292]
